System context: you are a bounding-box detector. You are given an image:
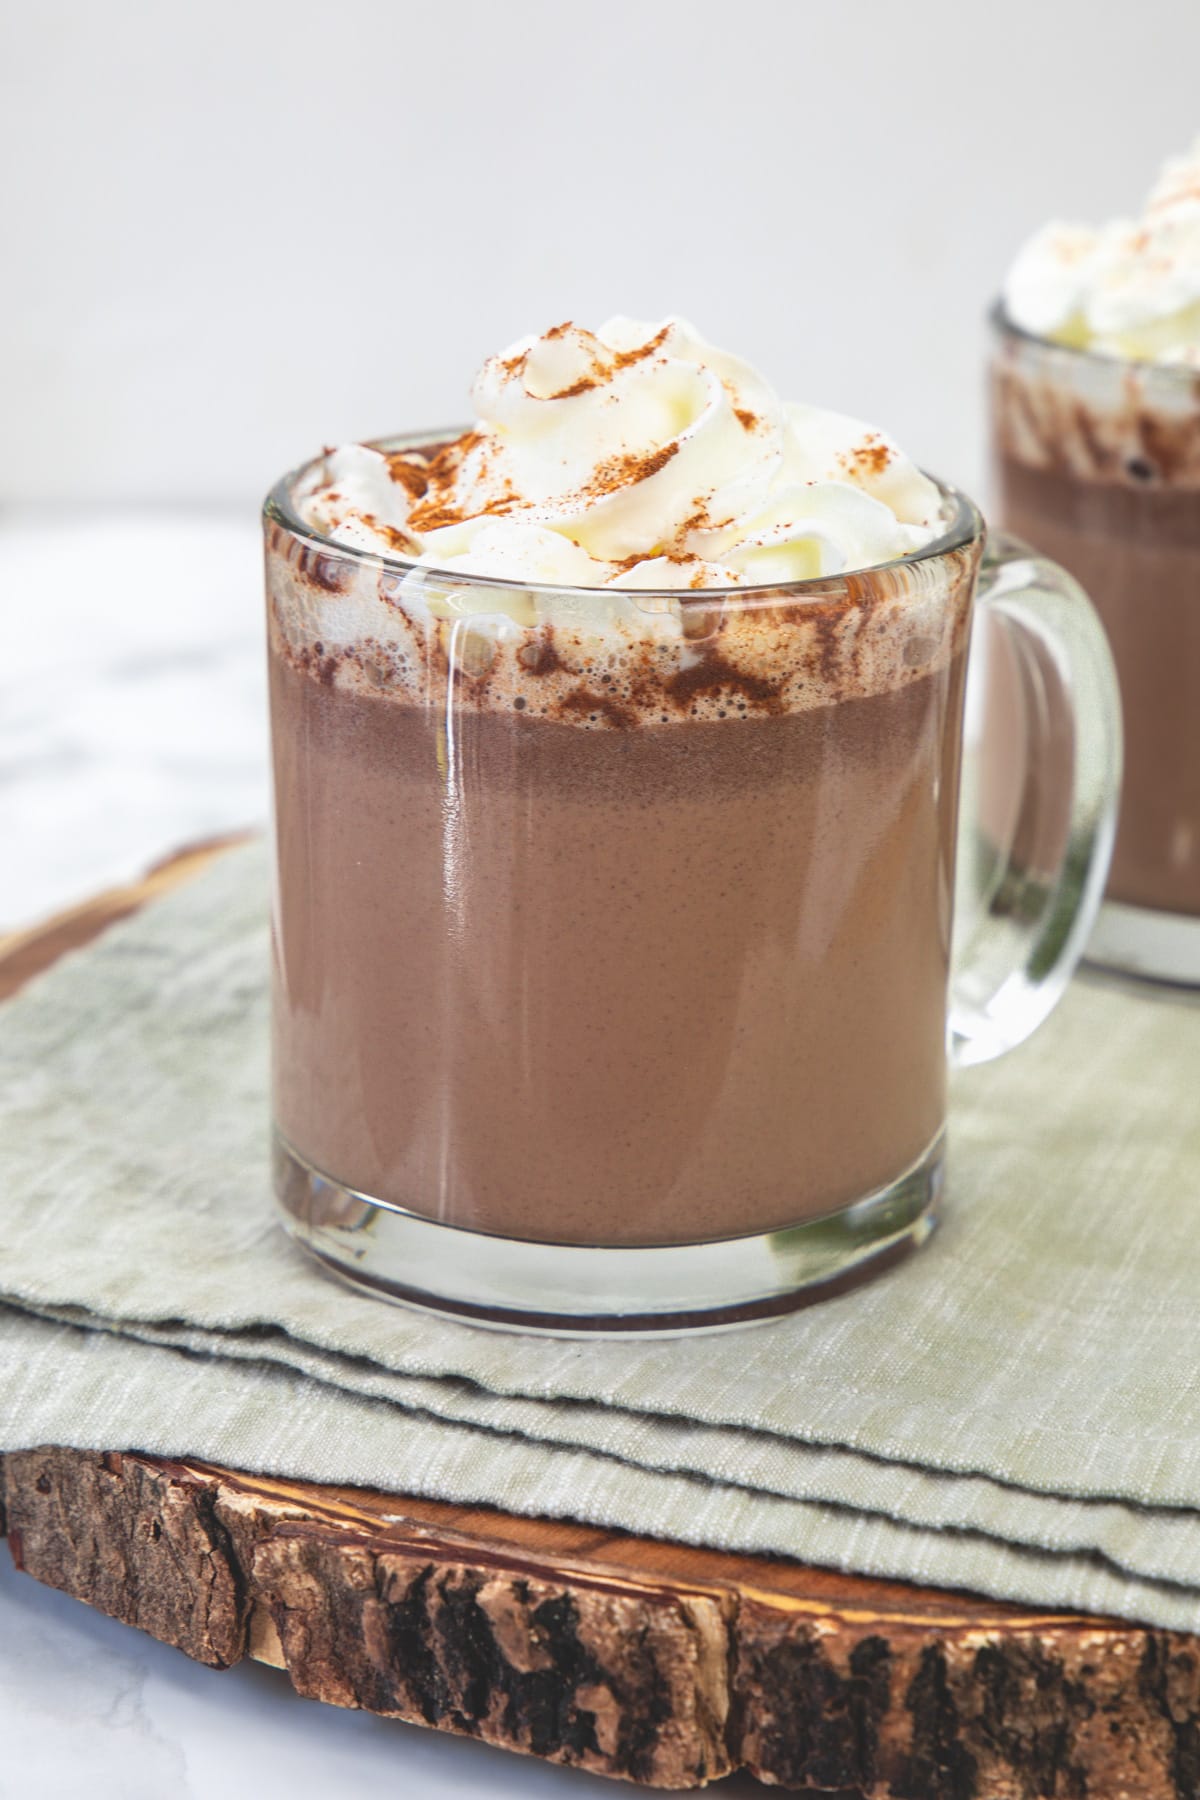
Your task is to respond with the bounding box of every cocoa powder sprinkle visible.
[384,453,431,501]
[841,434,893,478]
[580,439,680,502]
[360,514,420,553]
[542,373,602,400]
[609,323,672,370]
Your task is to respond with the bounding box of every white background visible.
[1,3,1198,1794]
[5,0,1200,508]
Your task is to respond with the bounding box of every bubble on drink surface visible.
[268,526,976,727]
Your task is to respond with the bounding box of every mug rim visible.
[264,432,983,605]
[990,297,1200,386]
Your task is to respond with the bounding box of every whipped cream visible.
[298,317,943,590]
[1004,138,1200,364]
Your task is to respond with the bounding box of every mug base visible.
[1086,899,1200,988]
[273,1130,943,1336]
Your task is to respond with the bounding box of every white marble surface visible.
[0,510,268,931]
[0,512,760,1793]
[1,1556,765,1798]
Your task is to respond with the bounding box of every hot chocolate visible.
[264,315,1114,1324]
[268,547,971,1246]
[994,141,1200,973]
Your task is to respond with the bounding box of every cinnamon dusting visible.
[405,430,522,533]
[543,374,602,400]
[526,322,670,398]
[609,323,671,371]
[409,494,520,532]
[841,434,894,479]
[360,515,420,554]
[384,453,431,501]
[582,439,680,501]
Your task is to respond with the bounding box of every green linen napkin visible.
[2,842,1199,1629]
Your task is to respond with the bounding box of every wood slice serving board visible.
[2,846,1199,1797]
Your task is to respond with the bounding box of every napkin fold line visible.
[13,1295,1200,1596]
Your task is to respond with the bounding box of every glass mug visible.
[264,439,1120,1332]
[991,306,1200,985]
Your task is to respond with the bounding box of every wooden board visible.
[2,848,1199,1796]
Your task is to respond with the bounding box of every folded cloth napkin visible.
[3,842,1200,1629]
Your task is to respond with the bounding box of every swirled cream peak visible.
[298,317,942,588]
[1004,137,1200,364]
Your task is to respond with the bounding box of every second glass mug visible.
[265,441,1121,1332]
[990,308,1200,985]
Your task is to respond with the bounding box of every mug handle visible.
[950,532,1122,1068]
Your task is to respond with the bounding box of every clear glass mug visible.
[264,440,1120,1333]
[991,306,1200,985]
